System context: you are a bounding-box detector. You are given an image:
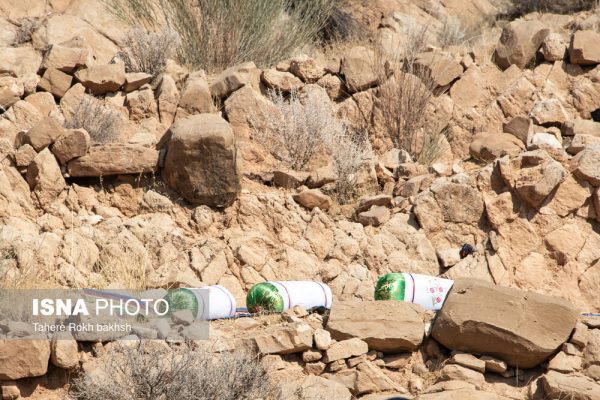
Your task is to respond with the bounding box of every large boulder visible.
[341,46,378,93]
[569,30,600,66]
[498,150,566,208]
[542,371,600,400]
[252,323,313,355]
[470,132,525,161]
[67,144,159,176]
[0,339,51,380]
[573,147,600,186]
[162,114,240,208]
[494,20,550,69]
[74,64,126,94]
[22,117,65,152]
[326,300,425,352]
[431,279,578,368]
[26,148,66,208]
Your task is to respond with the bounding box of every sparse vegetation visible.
[374,23,447,164]
[252,88,372,201]
[104,0,334,72]
[122,29,179,77]
[69,342,280,400]
[252,88,337,170]
[66,96,124,144]
[327,128,373,202]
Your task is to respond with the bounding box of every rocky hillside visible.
[2,0,600,398]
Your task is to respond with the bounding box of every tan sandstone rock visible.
[432,278,578,368]
[162,114,240,207]
[495,20,550,69]
[569,30,600,66]
[51,128,90,164]
[26,148,66,208]
[326,300,425,352]
[74,64,126,94]
[67,144,158,176]
[0,339,51,380]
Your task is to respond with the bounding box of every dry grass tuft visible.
[69,342,280,400]
[122,28,179,77]
[252,88,336,171]
[373,22,447,165]
[66,95,124,144]
[105,0,333,72]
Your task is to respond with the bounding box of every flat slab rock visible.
[431,278,578,368]
[67,144,159,177]
[326,300,425,352]
[417,389,511,400]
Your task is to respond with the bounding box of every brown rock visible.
[326,300,425,352]
[481,356,507,374]
[123,72,152,92]
[42,44,89,73]
[341,46,377,93]
[0,47,42,77]
[358,206,390,227]
[415,52,463,88]
[470,132,524,161]
[289,55,325,84]
[451,353,486,373]
[51,128,90,164]
[573,147,600,186]
[177,73,213,118]
[22,116,65,151]
[0,76,23,110]
[432,279,578,368]
[494,20,550,69]
[0,381,20,400]
[162,114,240,207]
[563,120,600,137]
[0,339,51,380]
[74,64,126,94]
[569,30,600,65]
[324,338,368,363]
[67,144,159,177]
[314,329,332,350]
[530,98,569,126]
[261,69,303,92]
[156,74,179,126]
[503,116,533,145]
[438,364,485,385]
[355,361,404,395]
[568,135,600,155]
[224,84,273,140]
[542,371,600,400]
[286,375,352,400]
[50,332,79,369]
[273,170,309,189]
[418,389,510,399]
[317,74,344,100]
[210,61,260,98]
[293,188,332,210]
[15,144,37,167]
[548,351,582,373]
[357,194,393,213]
[252,323,313,355]
[571,322,588,348]
[541,33,566,62]
[26,148,66,207]
[544,224,586,265]
[38,67,73,98]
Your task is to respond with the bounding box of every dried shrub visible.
[506,0,595,14]
[66,96,123,144]
[105,0,333,72]
[373,23,447,165]
[252,88,336,170]
[122,29,179,77]
[12,18,40,46]
[327,129,373,202]
[69,342,280,400]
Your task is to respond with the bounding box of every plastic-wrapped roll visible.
[247,281,333,313]
[374,272,454,311]
[163,285,236,320]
